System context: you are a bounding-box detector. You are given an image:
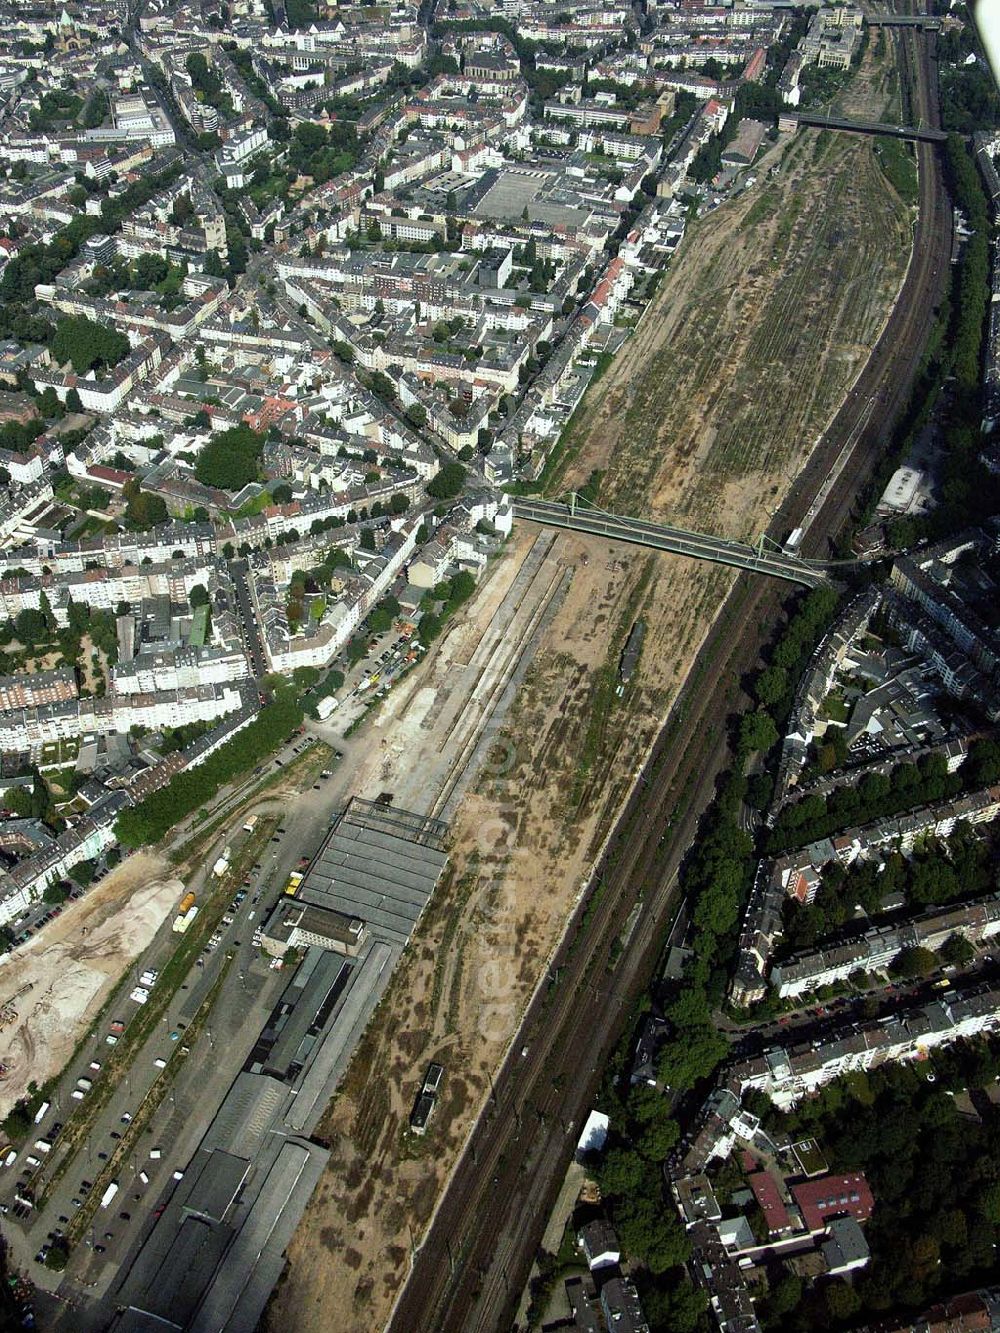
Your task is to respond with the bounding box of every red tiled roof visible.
[747,1172,791,1233]
[792,1173,874,1233]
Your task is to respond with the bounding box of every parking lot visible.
[0,757,356,1317]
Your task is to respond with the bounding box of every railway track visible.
[386,15,952,1333]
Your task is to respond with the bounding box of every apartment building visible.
[0,667,77,712]
[770,893,1000,999]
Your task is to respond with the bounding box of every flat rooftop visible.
[472,166,593,229]
[299,797,449,947]
[245,948,353,1082]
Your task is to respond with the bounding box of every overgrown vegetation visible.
[874,136,918,206]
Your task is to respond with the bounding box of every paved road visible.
[386,14,952,1332]
[230,558,268,679]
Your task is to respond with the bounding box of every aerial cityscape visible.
[0,0,996,1330]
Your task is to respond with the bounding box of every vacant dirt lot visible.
[268,122,913,1333]
[0,853,181,1117]
[561,129,910,540]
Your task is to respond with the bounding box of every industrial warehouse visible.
[106,797,450,1332]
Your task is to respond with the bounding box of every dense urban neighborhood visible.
[0,0,997,1331]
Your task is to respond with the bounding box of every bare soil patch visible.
[0,852,181,1116]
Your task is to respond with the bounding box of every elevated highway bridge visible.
[512,497,833,587]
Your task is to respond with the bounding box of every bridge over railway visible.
[788,111,948,143]
[512,497,832,587]
[868,11,942,28]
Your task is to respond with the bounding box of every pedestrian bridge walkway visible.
[512,497,832,588]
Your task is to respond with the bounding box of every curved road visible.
[386,16,951,1333]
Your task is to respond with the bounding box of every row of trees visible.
[767,737,1000,855]
[115,697,304,847]
[945,135,989,398]
[654,589,851,1054]
[886,135,1000,547]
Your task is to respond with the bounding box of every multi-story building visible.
[770,893,1000,999]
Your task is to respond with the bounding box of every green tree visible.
[134,253,169,289]
[628,1088,680,1162]
[597,1146,645,1198]
[38,590,57,634]
[194,425,265,490]
[891,946,939,980]
[616,1194,690,1274]
[753,665,788,710]
[825,1279,861,1321]
[940,933,974,967]
[739,708,778,755]
[43,1240,69,1271]
[977,1180,1000,1223]
[124,491,169,530]
[768,1273,803,1317]
[656,1024,726,1092]
[426,462,466,500]
[14,607,47,645]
